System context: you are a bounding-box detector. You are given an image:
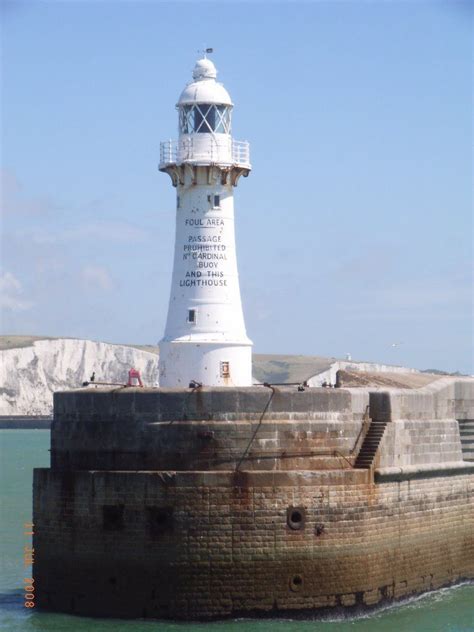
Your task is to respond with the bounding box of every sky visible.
[0,0,472,373]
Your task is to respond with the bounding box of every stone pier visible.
[33,379,474,619]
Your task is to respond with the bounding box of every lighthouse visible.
[158,56,252,387]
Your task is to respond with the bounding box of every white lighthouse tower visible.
[158,55,252,387]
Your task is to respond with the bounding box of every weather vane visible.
[198,47,214,58]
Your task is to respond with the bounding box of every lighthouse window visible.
[179,104,232,134]
[220,361,230,378]
[214,195,220,208]
[188,309,196,323]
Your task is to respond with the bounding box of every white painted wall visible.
[159,58,252,387]
[307,361,419,387]
[159,166,252,387]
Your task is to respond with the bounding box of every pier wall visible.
[33,380,474,619]
[33,467,473,619]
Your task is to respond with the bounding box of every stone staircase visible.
[354,419,389,469]
[458,419,474,462]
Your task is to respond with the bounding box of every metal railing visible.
[160,139,178,166]
[232,140,250,166]
[159,138,250,168]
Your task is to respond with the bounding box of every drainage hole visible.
[287,506,306,530]
[289,574,303,592]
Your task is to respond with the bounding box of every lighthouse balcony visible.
[159,137,250,170]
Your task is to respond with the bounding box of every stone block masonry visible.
[33,468,473,619]
[33,380,474,620]
[50,387,360,472]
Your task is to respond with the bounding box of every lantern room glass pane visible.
[179,106,193,134]
[215,105,231,133]
[179,104,232,134]
[195,105,213,133]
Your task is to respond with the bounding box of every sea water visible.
[1,430,472,632]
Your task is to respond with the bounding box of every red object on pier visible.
[127,368,143,387]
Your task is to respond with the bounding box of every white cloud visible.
[81,265,113,291]
[0,272,21,293]
[0,271,33,311]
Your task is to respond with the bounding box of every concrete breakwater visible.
[33,378,474,619]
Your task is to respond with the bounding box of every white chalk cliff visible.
[0,338,160,415]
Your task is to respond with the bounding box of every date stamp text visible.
[23,522,35,608]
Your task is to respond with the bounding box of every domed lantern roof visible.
[192,58,217,80]
[177,58,233,107]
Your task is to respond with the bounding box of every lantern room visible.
[174,58,232,163]
[159,56,249,172]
